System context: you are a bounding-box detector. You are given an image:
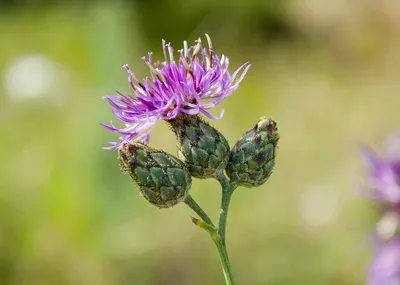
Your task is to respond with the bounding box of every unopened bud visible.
[168,114,230,179]
[119,142,192,208]
[226,117,279,188]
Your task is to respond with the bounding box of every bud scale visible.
[119,143,192,208]
[168,114,230,179]
[226,117,279,188]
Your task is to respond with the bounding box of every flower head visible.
[101,34,250,150]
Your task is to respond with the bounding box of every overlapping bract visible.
[119,142,191,208]
[168,114,230,179]
[226,117,279,187]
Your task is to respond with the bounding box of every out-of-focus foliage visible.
[1,0,400,284]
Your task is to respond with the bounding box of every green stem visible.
[212,233,234,285]
[214,171,237,284]
[184,195,214,227]
[185,193,235,285]
[219,189,233,244]
[216,172,236,244]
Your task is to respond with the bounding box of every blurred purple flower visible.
[101,34,250,150]
[368,237,400,285]
[362,145,400,206]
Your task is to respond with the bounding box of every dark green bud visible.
[168,114,230,179]
[226,117,279,188]
[119,142,192,208]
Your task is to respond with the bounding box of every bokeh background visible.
[1,0,400,284]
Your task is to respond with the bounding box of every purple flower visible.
[362,145,400,206]
[101,34,250,150]
[368,237,400,285]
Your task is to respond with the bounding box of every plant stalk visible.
[185,175,237,285]
[184,195,215,227]
[212,233,234,285]
[216,172,236,244]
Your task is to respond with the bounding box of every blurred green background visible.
[1,0,400,284]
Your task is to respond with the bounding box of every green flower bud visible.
[226,117,279,188]
[119,142,192,208]
[168,114,230,179]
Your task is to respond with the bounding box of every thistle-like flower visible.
[101,34,250,149]
[100,33,279,285]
